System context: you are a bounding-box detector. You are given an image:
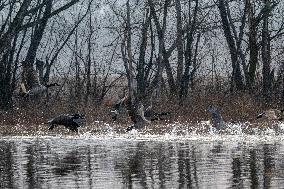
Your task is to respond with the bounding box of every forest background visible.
[0,0,284,126]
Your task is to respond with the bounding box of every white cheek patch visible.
[110,110,119,115]
[47,118,54,124]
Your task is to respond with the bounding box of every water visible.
[1,133,284,189]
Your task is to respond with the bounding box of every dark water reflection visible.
[1,136,284,188]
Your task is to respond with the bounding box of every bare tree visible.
[149,0,176,95]
[0,0,80,109]
[217,0,244,91]
[179,0,200,100]
[261,0,273,100]
[175,0,183,90]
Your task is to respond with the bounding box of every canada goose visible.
[110,95,130,121]
[256,109,284,121]
[20,60,60,97]
[207,105,226,131]
[47,113,86,132]
[111,95,171,122]
[126,101,151,132]
[20,82,60,97]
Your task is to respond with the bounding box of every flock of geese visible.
[46,95,171,133]
[18,68,284,133]
[20,82,284,133]
[18,75,171,133]
[45,102,284,133]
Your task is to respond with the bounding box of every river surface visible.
[1,133,284,189]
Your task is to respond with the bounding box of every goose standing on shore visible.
[47,113,86,132]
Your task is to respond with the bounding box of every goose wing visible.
[256,112,265,119]
[207,105,226,130]
[27,85,46,96]
[127,101,150,131]
[48,115,72,125]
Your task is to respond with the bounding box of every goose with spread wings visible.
[110,95,171,122]
[20,62,60,97]
[126,101,151,132]
[47,113,86,132]
[207,105,226,131]
[20,82,60,97]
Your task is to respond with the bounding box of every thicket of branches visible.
[1,0,284,116]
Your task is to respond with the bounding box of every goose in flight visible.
[20,82,60,97]
[207,105,226,131]
[47,113,86,132]
[126,101,151,132]
[20,61,60,97]
[110,95,130,121]
[110,95,170,122]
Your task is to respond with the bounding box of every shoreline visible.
[0,120,283,137]
[1,130,284,145]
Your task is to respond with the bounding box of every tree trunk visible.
[23,1,53,89]
[149,0,176,95]
[261,0,272,100]
[0,0,32,55]
[226,0,249,90]
[85,5,93,105]
[247,1,258,89]
[218,0,244,91]
[179,0,198,99]
[126,0,135,103]
[175,0,183,90]
[137,8,150,97]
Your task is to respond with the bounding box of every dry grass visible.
[0,82,281,136]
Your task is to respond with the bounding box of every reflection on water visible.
[1,135,284,188]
